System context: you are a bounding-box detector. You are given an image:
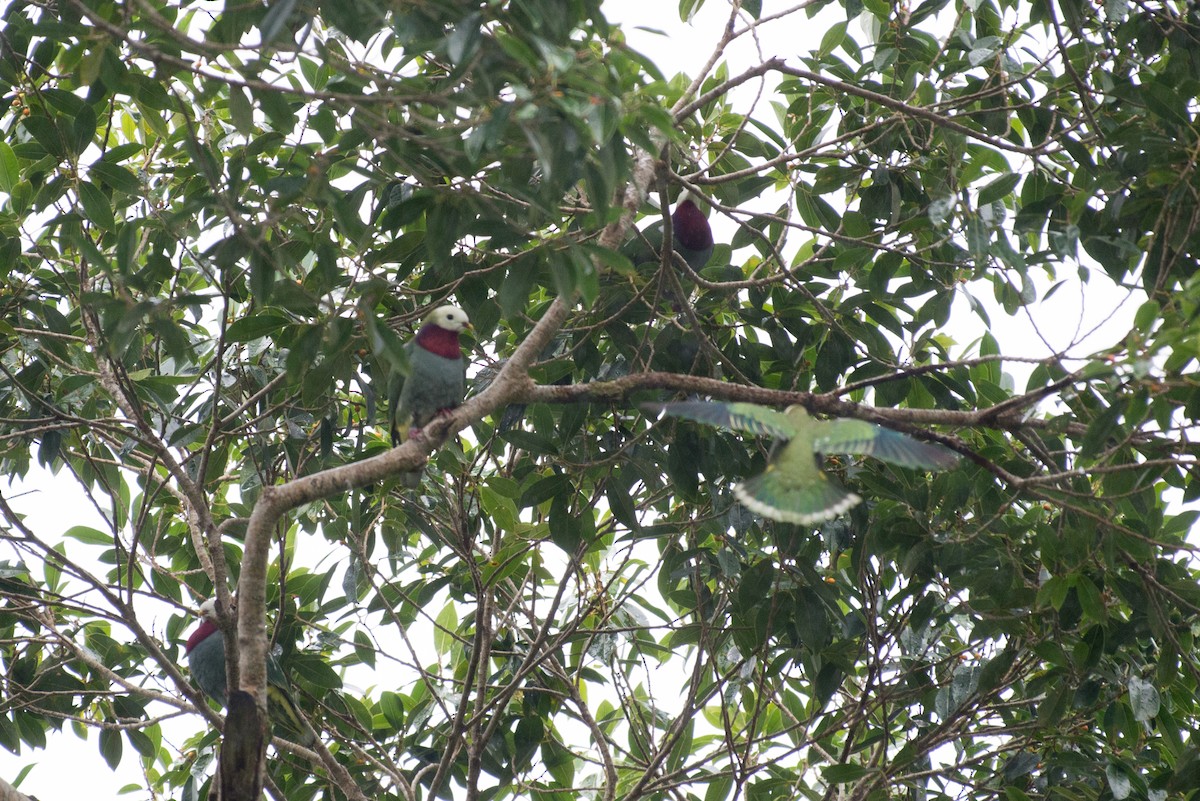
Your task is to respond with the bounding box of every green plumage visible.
[185,599,316,746]
[647,401,959,525]
[622,193,715,272]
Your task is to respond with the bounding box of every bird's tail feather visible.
[266,684,316,746]
[736,470,860,526]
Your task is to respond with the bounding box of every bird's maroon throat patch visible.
[415,323,463,359]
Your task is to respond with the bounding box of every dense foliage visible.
[1,0,1199,799]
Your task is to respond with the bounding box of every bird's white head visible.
[197,597,230,622]
[426,305,471,332]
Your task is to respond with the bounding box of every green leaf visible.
[580,242,635,277]
[977,172,1020,205]
[127,728,156,759]
[499,258,539,319]
[249,250,275,304]
[9,180,31,214]
[21,115,67,159]
[71,104,97,157]
[64,526,112,546]
[541,738,574,788]
[89,161,141,193]
[513,715,542,768]
[447,13,483,65]
[1105,762,1132,800]
[99,727,122,770]
[253,88,296,132]
[823,763,870,782]
[77,182,115,230]
[0,142,19,194]
[1073,574,1106,622]
[549,494,582,553]
[260,0,301,44]
[520,474,571,508]
[1133,299,1160,333]
[228,86,254,134]
[433,601,458,657]
[350,628,374,668]
[1037,683,1070,726]
[705,776,734,801]
[479,485,518,533]
[226,313,290,342]
[818,21,847,56]
[379,691,404,729]
[1127,676,1160,722]
[1079,399,1125,460]
[31,404,63,456]
[679,0,703,22]
[291,655,342,690]
[605,477,640,531]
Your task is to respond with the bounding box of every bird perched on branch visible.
[624,191,715,273]
[645,401,958,525]
[388,304,471,486]
[184,598,316,746]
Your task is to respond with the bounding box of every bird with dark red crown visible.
[669,191,715,271]
[388,304,471,487]
[184,598,316,745]
[624,190,715,273]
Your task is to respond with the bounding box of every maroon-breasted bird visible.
[184,598,316,745]
[624,191,715,272]
[387,304,472,486]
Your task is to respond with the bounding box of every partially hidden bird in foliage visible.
[185,598,316,745]
[388,304,471,486]
[645,401,959,525]
[624,191,715,272]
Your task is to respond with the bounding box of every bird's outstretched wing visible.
[645,401,798,439]
[816,419,959,469]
